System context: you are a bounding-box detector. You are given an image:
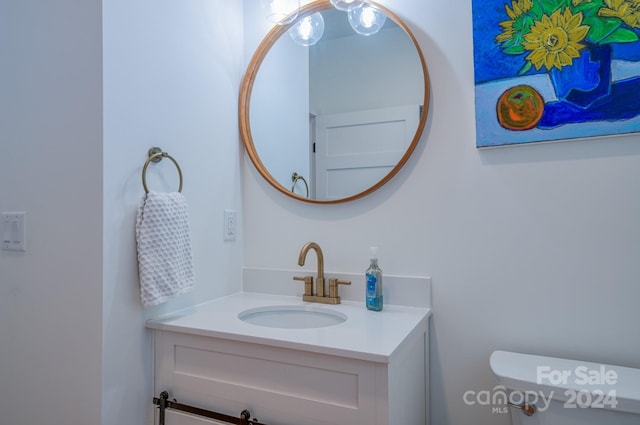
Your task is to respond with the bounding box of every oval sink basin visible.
[238,305,347,329]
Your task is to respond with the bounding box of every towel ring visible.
[291,172,309,198]
[142,147,183,194]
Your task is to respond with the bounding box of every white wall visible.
[251,33,310,192]
[102,1,244,424]
[310,27,423,115]
[2,1,244,424]
[0,1,104,424]
[243,1,640,425]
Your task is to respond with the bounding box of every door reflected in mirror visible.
[240,1,429,204]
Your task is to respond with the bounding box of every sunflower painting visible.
[472,0,640,147]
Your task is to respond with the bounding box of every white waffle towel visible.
[136,191,195,308]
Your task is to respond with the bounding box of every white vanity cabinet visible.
[149,293,430,425]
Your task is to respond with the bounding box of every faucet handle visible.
[293,275,313,296]
[328,278,351,300]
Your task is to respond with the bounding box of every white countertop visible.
[146,292,431,363]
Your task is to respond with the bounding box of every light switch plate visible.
[2,212,26,252]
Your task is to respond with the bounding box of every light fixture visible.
[329,0,364,12]
[348,4,386,36]
[288,12,325,46]
[260,0,301,25]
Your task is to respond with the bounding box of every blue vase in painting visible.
[549,44,612,108]
[539,43,640,129]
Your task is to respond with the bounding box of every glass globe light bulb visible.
[360,7,376,27]
[348,4,386,36]
[260,0,300,25]
[288,12,325,46]
[298,17,314,40]
[330,0,364,12]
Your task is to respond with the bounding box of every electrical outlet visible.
[223,209,236,241]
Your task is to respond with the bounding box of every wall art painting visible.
[472,0,640,147]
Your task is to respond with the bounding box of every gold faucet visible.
[294,242,350,304]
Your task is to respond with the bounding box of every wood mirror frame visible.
[239,0,430,204]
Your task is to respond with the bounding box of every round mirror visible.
[239,0,429,204]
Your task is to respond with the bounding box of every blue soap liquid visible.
[366,269,383,312]
[366,294,383,311]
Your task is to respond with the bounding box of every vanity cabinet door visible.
[154,331,382,425]
[163,410,226,425]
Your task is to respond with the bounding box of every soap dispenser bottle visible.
[365,247,383,311]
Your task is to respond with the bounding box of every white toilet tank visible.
[490,350,640,425]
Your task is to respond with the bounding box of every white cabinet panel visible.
[165,410,227,425]
[155,332,380,425]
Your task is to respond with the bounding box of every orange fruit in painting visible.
[496,85,544,131]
